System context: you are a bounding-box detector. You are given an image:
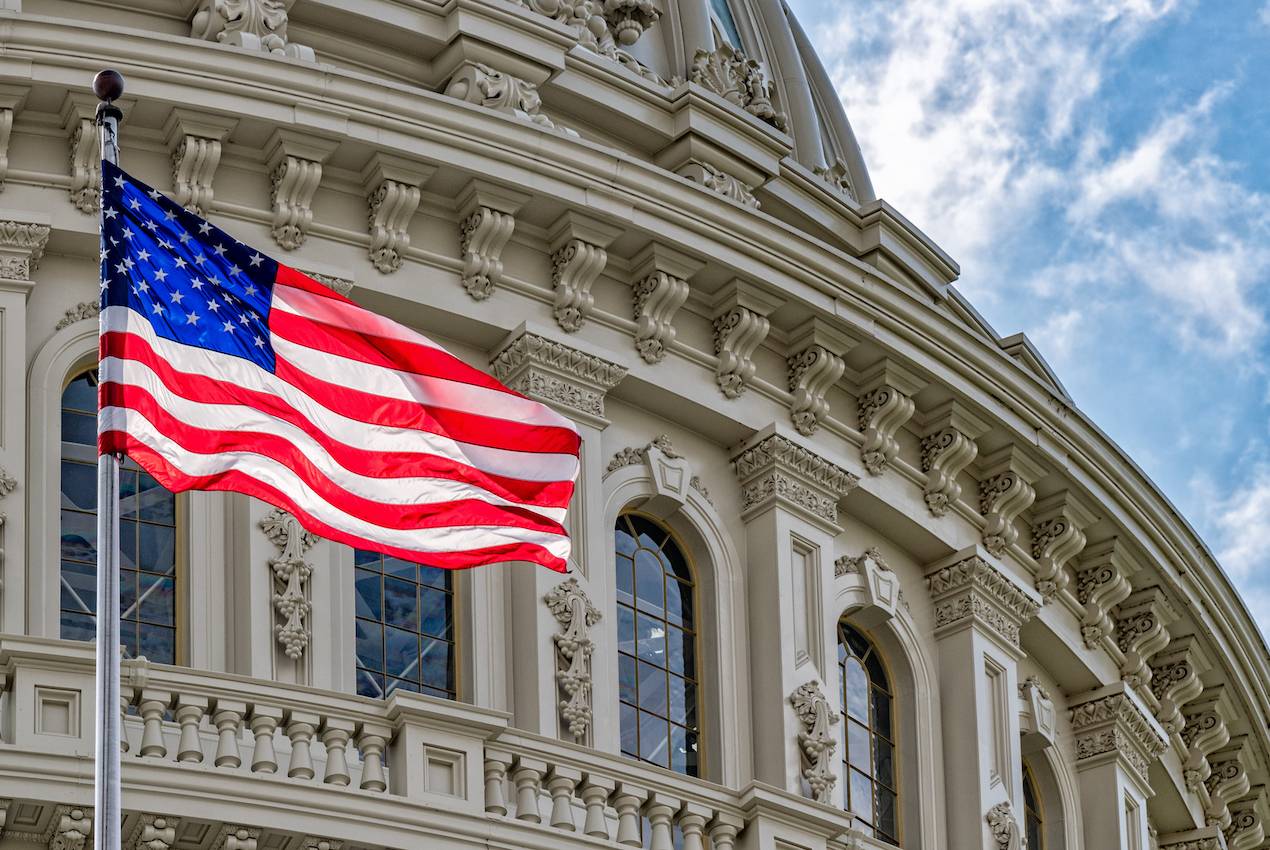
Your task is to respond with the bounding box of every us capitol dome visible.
[0,2,1264,849]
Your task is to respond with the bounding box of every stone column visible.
[489,326,627,735]
[730,425,858,805]
[1069,683,1168,850]
[924,548,1040,848]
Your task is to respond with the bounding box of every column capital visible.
[0,215,51,291]
[1069,682,1167,792]
[490,326,628,428]
[924,548,1040,652]
[729,426,858,533]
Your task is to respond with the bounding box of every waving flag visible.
[97,161,580,572]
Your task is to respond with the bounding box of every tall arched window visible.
[839,622,898,845]
[1024,763,1044,850]
[60,370,178,663]
[709,0,744,47]
[615,514,700,776]
[353,550,456,700]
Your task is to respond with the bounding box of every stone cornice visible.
[490,328,628,428]
[924,550,1040,651]
[730,429,858,533]
[1069,683,1168,789]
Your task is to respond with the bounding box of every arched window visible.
[839,622,898,845]
[1024,762,1044,850]
[60,370,178,663]
[615,514,700,776]
[353,550,455,700]
[709,0,744,48]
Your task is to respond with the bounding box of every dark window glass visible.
[1024,763,1044,850]
[839,622,898,845]
[354,551,456,701]
[616,514,700,777]
[60,370,178,664]
[710,0,744,47]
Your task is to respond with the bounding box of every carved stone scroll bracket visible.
[443,62,576,136]
[975,446,1046,558]
[1150,635,1210,737]
[785,318,856,437]
[47,807,93,850]
[924,549,1040,654]
[265,130,337,251]
[629,243,701,364]
[1069,684,1168,791]
[260,508,319,661]
[362,154,433,274]
[914,399,989,517]
[1073,538,1138,651]
[985,800,1022,850]
[164,109,238,215]
[190,0,315,61]
[855,359,923,475]
[1205,739,1253,831]
[62,94,101,214]
[1115,585,1178,692]
[0,219,51,285]
[128,814,179,850]
[546,211,621,332]
[676,161,759,208]
[1019,675,1057,753]
[0,85,29,192]
[456,180,528,301]
[834,547,906,625]
[490,328,627,429]
[544,577,601,742]
[1029,490,1096,603]
[709,279,780,399]
[789,681,838,805]
[688,43,788,132]
[730,428,859,535]
[1224,791,1266,850]
[211,825,260,850]
[1182,686,1234,796]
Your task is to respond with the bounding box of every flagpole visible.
[93,68,125,850]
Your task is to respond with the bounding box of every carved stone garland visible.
[544,578,601,741]
[985,801,1022,850]
[789,681,838,804]
[260,508,319,660]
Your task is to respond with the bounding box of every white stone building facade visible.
[0,2,1265,850]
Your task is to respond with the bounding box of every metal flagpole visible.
[93,68,126,850]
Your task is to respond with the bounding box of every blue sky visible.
[788,0,1270,634]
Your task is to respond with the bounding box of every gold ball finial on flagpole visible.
[92,69,125,103]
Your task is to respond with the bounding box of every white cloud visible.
[1260,0,1270,27]
[1207,464,1270,635]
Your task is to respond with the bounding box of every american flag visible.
[97,162,580,572]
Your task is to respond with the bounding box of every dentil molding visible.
[789,681,838,805]
[544,577,600,741]
[260,508,319,661]
[489,329,627,427]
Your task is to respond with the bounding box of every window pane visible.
[139,624,175,663]
[383,557,416,580]
[845,659,869,721]
[616,555,635,603]
[669,724,691,774]
[620,703,639,757]
[356,668,385,699]
[61,561,96,613]
[850,768,874,824]
[137,474,176,524]
[420,636,452,690]
[60,510,97,562]
[617,605,636,655]
[669,675,697,729]
[636,612,666,666]
[356,619,383,671]
[872,689,893,739]
[61,461,97,511]
[355,549,381,567]
[848,719,872,773]
[842,624,871,660]
[420,587,450,638]
[874,736,894,787]
[666,624,694,677]
[138,574,175,625]
[61,611,95,642]
[355,569,381,620]
[876,786,898,840]
[638,660,668,716]
[619,653,638,705]
[634,549,664,612]
[138,524,175,575]
[616,526,636,557]
[384,626,418,680]
[639,712,669,767]
[383,576,418,631]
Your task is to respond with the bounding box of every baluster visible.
[707,813,744,850]
[678,804,711,850]
[212,700,246,768]
[546,766,581,831]
[137,690,172,758]
[286,711,320,780]
[173,694,208,763]
[579,774,616,838]
[483,750,513,815]
[611,784,648,847]
[643,793,680,850]
[248,705,283,774]
[511,756,547,823]
[357,724,391,792]
[120,686,134,754]
[320,718,355,786]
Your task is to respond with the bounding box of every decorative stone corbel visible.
[265,130,338,251]
[302,839,343,850]
[730,429,859,534]
[1206,739,1253,830]
[212,826,260,850]
[1019,675,1057,752]
[607,435,696,518]
[710,280,780,398]
[1150,635,1209,736]
[629,243,701,364]
[544,577,601,741]
[1225,791,1266,850]
[0,220,51,283]
[129,815,178,850]
[260,508,319,660]
[1029,491,1096,602]
[856,359,923,475]
[814,157,857,202]
[925,551,1040,652]
[916,400,988,516]
[1181,686,1232,794]
[677,161,759,208]
[1073,539,1137,650]
[490,328,628,428]
[786,318,856,437]
[62,95,100,214]
[1157,826,1228,850]
[362,154,432,274]
[0,85,28,191]
[164,109,238,215]
[1069,684,1168,791]
[976,446,1045,558]
[190,0,315,61]
[443,62,574,135]
[48,807,92,850]
[688,43,788,132]
[789,681,838,804]
[456,180,528,301]
[547,212,621,332]
[1115,585,1178,690]
[985,801,1022,850]
[834,547,904,626]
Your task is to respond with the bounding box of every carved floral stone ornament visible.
[789,680,838,804]
[544,578,601,741]
[985,801,1022,850]
[56,301,100,331]
[191,0,315,61]
[490,330,627,425]
[444,62,575,136]
[730,432,859,531]
[260,508,319,660]
[0,219,51,281]
[689,43,788,132]
[514,0,665,84]
[1069,687,1168,788]
[925,554,1040,650]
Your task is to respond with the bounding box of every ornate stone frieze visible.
[835,547,905,623]
[48,807,92,850]
[0,220,51,281]
[730,431,858,531]
[917,400,987,517]
[976,446,1044,558]
[1073,539,1136,650]
[1069,686,1168,788]
[547,212,620,333]
[789,681,838,804]
[265,132,336,252]
[1150,636,1208,736]
[490,330,627,425]
[129,814,178,850]
[630,243,700,365]
[1224,793,1266,850]
[785,319,855,437]
[1157,826,1227,850]
[1182,687,1232,794]
[1115,585,1178,690]
[444,62,575,135]
[305,272,353,296]
[1205,741,1252,831]
[710,280,779,399]
[456,181,527,302]
[814,157,857,202]
[260,508,319,661]
[212,826,260,850]
[677,161,758,208]
[925,553,1040,650]
[689,43,788,132]
[545,578,600,741]
[190,0,314,61]
[1019,675,1057,751]
[985,801,1022,850]
[856,361,922,476]
[1029,491,1095,602]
